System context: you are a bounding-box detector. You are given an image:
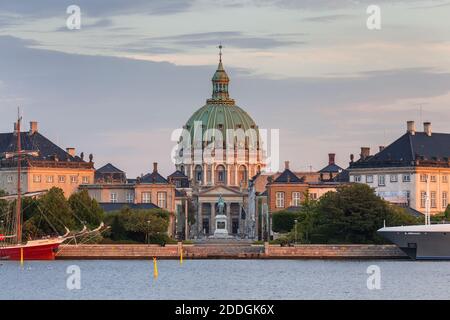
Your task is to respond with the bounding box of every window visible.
[110,192,118,203]
[7,175,13,183]
[354,175,362,183]
[420,191,426,208]
[126,192,134,204]
[366,175,373,183]
[431,191,437,208]
[390,174,398,183]
[443,192,448,209]
[142,192,151,203]
[406,191,411,206]
[216,165,226,183]
[310,193,318,200]
[195,165,202,183]
[431,175,437,183]
[443,175,448,183]
[70,176,78,184]
[58,175,66,183]
[378,175,386,186]
[292,192,301,206]
[402,174,411,182]
[82,176,89,184]
[33,175,41,183]
[157,192,167,208]
[276,192,285,208]
[46,175,54,183]
[420,174,427,182]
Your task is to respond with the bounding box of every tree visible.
[313,184,418,244]
[68,190,104,227]
[103,207,171,244]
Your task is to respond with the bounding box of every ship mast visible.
[16,109,22,244]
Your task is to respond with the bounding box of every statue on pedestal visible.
[210,194,232,239]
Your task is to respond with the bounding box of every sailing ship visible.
[0,113,66,260]
[0,112,104,260]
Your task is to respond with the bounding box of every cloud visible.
[0,0,194,17]
[247,0,432,10]
[303,13,355,23]
[1,35,450,174]
[124,31,305,53]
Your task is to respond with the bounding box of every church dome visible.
[184,47,259,143]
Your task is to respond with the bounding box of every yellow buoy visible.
[20,247,24,267]
[180,248,183,265]
[153,257,158,279]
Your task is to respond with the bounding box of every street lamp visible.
[294,219,298,245]
[146,220,151,245]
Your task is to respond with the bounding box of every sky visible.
[0,0,450,177]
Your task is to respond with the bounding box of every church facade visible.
[174,49,265,239]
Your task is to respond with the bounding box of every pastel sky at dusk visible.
[0,0,450,177]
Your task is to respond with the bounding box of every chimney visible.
[153,162,158,173]
[29,121,38,134]
[328,153,335,165]
[66,148,76,157]
[379,146,385,152]
[284,161,290,170]
[424,122,432,136]
[407,121,415,135]
[360,147,370,160]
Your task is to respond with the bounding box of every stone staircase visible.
[185,244,264,259]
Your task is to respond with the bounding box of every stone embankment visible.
[56,243,407,260]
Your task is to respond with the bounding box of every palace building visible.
[174,48,265,239]
[348,121,450,215]
[0,121,94,197]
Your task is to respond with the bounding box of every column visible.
[210,202,216,234]
[184,198,189,240]
[226,202,232,233]
[198,202,203,236]
[211,165,215,186]
[235,166,238,187]
[203,164,207,186]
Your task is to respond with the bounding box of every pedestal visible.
[210,214,233,239]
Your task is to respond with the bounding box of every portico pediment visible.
[198,185,243,197]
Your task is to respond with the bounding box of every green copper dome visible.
[184,52,259,144]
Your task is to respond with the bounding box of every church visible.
[174,47,265,239]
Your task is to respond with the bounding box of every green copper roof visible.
[184,51,259,143]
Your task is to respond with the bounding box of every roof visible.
[350,132,450,169]
[140,171,169,184]
[0,131,82,162]
[272,169,305,184]
[168,170,188,178]
[183,57,259,145]
[96,163,124,174]
[319,163,343,173]
[100,202,159,212]
[333,169,350,182]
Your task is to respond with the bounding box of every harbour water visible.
[1,259,450,300]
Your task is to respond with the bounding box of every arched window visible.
[216,165,226,184]
[195,165,203,183]
[180,165,185,175]
[239,165,247,187]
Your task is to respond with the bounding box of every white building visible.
[348,121,450,215]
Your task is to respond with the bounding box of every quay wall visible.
[56,243,407,260]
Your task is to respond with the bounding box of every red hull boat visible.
[0,238,64,261]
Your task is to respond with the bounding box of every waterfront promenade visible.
[56,243,407,260]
